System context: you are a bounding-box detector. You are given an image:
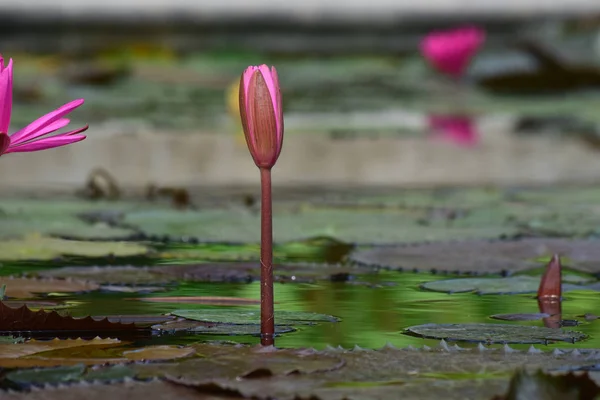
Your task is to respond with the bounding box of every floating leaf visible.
[421,276,585,295]
[405,323,587,344]
[151,319,295,335]
[123,207,516,244]
[0,277,99,299]
[0,199,138,241]
[82,364,137,382]
[350,238,600,274]
[121,345,195,361]
[134,344,345,382]
[0,302,147,335]
[159,236,354,264]
[36,266,173,286]
[90,315,175,327]
[4,364,86,386]
[490,313,550,321]
[0,379,222,400]
[170,309,340,325]
[0,337,122,367]
[37,262,369,285]
[0,236,149,261]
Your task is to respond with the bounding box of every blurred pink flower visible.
[0,56,87,157]
[239,64,284,169]
[420,26,486,79]
[428,114,478,147]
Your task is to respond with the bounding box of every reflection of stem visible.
[260,167,275,346]
[538,299,562,329]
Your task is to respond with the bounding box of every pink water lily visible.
[420,26,485,79]
[0,56,87,156]
[238,64,285,346]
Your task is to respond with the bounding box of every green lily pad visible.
[350,238,600,274]
[83,365,137,382]
[5,364,86,386]
[151,319,295,336]
[0,199,139,240]
[36,266,172,286]
[490,313,551,321]
[123,207,517,245]
[420,276,585,295]
[36,262,369,285]
[0,236,149,261]
[404,323,587,344]
[170,309,340,325]
[159,236,354,264]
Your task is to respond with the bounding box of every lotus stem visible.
[259,166,275,346]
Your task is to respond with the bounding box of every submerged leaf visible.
[405,323,587,344]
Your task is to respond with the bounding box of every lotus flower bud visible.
[239,65,284,169]
[420,26,485,79]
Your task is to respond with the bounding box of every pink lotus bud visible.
[239,65,284,169]
[420,26,485,79]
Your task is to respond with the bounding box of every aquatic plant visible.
[238,64,284,346]
[0,56,87,156]
[420,26,485,79]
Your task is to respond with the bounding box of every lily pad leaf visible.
[170,309,340,325]
[123,207,516,245]
[0,302,146,336]
[37,262,371,285]
[0,236,149,261]
[350,238,600,274]
[151,319,295,335]
[490,313,550,321]
[0,277,100,299]
[421,276,585,295]
[5,364,86,386]
[404,323,587,344]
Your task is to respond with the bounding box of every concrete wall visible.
[2,0,599,19]
[1,118,600,191]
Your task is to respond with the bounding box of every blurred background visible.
[1,0,600,192]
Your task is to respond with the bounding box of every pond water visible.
[2,247,599,351]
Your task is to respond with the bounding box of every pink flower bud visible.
[420,26,485,79]
[239,65,284,169]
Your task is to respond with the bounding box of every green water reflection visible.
[49,271,600,350]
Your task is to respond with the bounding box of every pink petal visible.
[241,66,259,110]
[258,64,278,114]
[5,132,86,153]
[10,98,84,144]
[0,59,13,134]
[12,118,72,144]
